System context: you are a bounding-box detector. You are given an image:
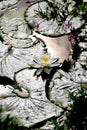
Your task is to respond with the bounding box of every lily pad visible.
[0,40,45,79]
[24,0,84,36]
[0,15,36,48]
[0,69,62,128]
[47,44,87,108]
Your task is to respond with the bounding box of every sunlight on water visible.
[3,0,28,19]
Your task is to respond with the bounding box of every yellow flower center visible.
[41,56,50,65]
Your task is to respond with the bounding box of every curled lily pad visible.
[33,31,73,63]
[0,69,62,128]
[0,40,45,79]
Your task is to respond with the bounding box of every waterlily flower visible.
[29,53,61,76]
[64,21,72,30]
[35,23,40,29]
[30,53,60,68]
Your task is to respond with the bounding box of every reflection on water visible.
[0,0,28,19]
[0,0,41,19]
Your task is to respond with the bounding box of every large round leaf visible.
[25,0,84,36]
[0,69,62,128]
[0,40,45,79]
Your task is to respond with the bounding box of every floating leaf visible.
[0,40,44,79]
[0,69,61,128]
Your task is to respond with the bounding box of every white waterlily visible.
[30,53,61,68]
[29,53,61,75]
